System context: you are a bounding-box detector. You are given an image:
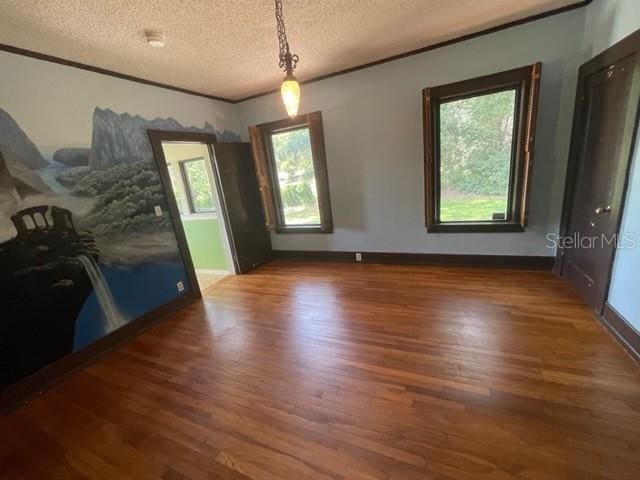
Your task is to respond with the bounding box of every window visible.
[249,111,333,233]
[423,63,541,232]
[180,158,216,214]
[166,163,186,214]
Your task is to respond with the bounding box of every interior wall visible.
[238,8,587,256]
[581,0,640,59]
[0,50,241,389]
[182,218,229,271]
[609,128,640,329]
[584,0,640,328]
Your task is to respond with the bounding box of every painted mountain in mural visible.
[1,103,241,390]
[0,108,102,388]
[0,108,48,169]
[0,108,51,195]
[89,108,241,170]
[0,151,25,202]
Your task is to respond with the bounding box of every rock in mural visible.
[0,206,99,388]
[0,105,240,390]
[53,147,90,167]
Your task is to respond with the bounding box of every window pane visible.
[183,159,215,213]
[167,164,186,214]
[439,89,516,222]
[270,128,321,225]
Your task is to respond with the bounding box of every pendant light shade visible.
[281,74,300,118]
[275,0,300,118]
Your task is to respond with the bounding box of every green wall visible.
[182,216,229,271]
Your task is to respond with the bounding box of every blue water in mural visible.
[38,161,70,194]
[73,261,190,350]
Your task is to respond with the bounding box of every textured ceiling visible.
[0,0,581,101]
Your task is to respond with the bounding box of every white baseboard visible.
[196,269,231,275]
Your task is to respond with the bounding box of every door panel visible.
[562,54,640,311]
[213,143,272,273]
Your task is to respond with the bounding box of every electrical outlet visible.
[176,281,184,292]
[355,252,362,262]
[154,205,162,216]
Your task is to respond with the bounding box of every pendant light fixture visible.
[275,0,300,118]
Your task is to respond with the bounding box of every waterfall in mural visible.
[77,255,125,333]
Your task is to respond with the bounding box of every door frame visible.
[554,29,640,314]
[147,130,238,296]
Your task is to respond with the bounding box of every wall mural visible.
[0,106,240,389]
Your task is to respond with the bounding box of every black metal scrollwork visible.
[275,0,298,75]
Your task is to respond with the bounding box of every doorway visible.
[557,32,640,313]
[148,130,273,295]
[160,140,234,292]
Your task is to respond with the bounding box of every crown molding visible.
[236,0,592,102]
[0,43,237,104]
[0,0,592,105]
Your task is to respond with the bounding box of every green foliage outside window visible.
[167,165,186,214]
[271,128,321,225]
[281,183,315,208]
[182,159,215,213]
[439,89,516,221]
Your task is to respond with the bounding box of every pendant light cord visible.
[275,0,299,75]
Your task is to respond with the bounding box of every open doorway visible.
[161,141,233,291]
[149,130,272,286]
[148,132,235,294]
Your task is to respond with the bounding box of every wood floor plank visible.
[1,260,640,479]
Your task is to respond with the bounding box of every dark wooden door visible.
[561,53,640,311]
[212,143,272,273]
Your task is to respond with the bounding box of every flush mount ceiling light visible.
[144,30,165,48]
[275,0,300,118]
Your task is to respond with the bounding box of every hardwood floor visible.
[196,271,229,292]
[1,260,640,479]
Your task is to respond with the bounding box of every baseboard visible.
[601,303,640,363]
[274,250,356,262]
[195,269,231,275]
[0,290,199,415]
[273,250,554,270]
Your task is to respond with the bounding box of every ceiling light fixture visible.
[144,30,165,48]
[275,0,300,118]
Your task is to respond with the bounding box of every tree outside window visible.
[181,158,215,214]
